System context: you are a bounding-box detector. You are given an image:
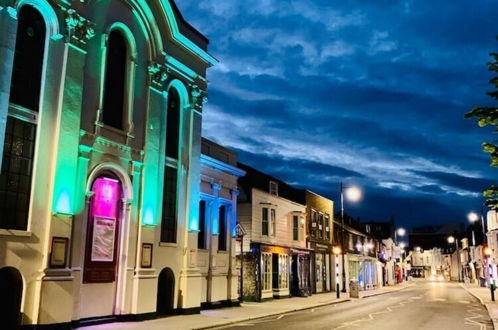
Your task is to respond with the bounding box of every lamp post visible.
[448,236,461,282]
[340,183,362,293]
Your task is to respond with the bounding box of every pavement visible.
[82,282,413,330]
[461,282,498,329]
[217,281,493,330]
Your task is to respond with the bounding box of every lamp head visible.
[467,212,479,223]
[447,236,455,244]
[345,186,362,202]
[396,228,406,237]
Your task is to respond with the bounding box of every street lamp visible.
[448,235,461,282]
[340,183,362,293]
[333,246,342,298]
[468,211,486,245]
[394,228,406,244]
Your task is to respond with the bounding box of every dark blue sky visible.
[178,0,498,229]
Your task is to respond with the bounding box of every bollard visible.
[336,283,340,299]
[491,284,496,302]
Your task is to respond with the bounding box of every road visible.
[217,281,493,330]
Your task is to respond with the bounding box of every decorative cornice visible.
[63,8,95,47]
[190,85,207,111]
[148,62,169,91]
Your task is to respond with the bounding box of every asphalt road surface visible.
[217,281,493,330]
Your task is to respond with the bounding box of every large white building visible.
[0,0,224,327]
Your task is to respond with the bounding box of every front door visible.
[316,253,323,292]
[80,177,122,319]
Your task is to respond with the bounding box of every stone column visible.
[0,6,17,170]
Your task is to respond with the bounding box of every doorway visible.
[157,268,175,315]
[0,267,23,327]
[80,175,123,319]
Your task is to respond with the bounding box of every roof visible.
[168,0,209,51]
[237,163,305,205]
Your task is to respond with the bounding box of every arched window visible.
[1,5,46,230]
[9,5,46,111]
[102,30,128,130]
[161,87,181,243]
[165,88,180,159]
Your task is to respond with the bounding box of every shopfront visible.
[290,248,312,296]
[348,255,379,291]
[258,244,291,299]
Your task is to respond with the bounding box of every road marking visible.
[459,300,470,304]
[330,296,420,330]
[433,298,446,302]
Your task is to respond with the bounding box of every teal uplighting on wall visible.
[143,207,155,226]
[188,198,199,232]
[54,190,72,214]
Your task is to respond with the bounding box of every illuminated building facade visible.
[0,0,216,327]
[199,138,245,307]
[237,164,311,301]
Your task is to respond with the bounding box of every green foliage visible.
[466,44,498,209]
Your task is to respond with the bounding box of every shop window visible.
[261,253,272,291]
[9,5,45,111]
[218,205,227,251]
[262,207,269,236]
[278,254,289,289]
[293,215,299,241]
[198,200,206,249]
[102,30,128,130]
[161,166,177,243]
[165,88,180,160]
[270,208,276,236]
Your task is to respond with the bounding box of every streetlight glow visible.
[468,212,479,223]
[399,242,406,249]
[345,186,362,202]
[447,236,455,244]
[397,228,406,236]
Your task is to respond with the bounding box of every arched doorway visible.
[0,267,23,327]
[80,173,124,318]
[157,268,175,315]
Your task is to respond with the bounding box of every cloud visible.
[177,0,498,228]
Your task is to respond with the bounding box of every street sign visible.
[234,223,246,238]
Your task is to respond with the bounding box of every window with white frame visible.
[325,214,330,240]
[318,213,323,239]
[293,216,299,241]
[270,208,276,236]
[262,207,269,236]
[269,181,278,196]
[278,254,289,289]
[262,253,272,291]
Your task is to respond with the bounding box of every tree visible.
[465,50,498,209]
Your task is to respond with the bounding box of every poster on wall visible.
[91,216,116,262]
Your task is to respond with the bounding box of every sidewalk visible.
[84,283,413,330]
[461,283,498,329]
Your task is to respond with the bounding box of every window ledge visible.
[217,250,228,254]
[159,242,178,248]
[0,229,32,237]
